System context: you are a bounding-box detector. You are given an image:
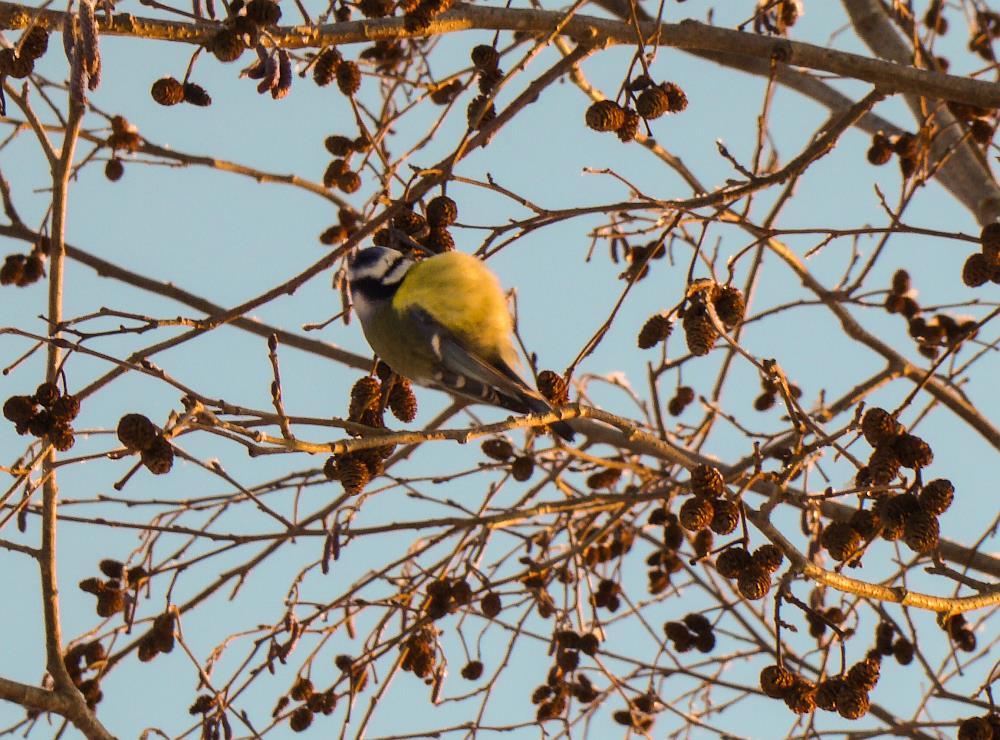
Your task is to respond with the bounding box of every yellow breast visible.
[393,251,518,367]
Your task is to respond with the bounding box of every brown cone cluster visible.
[675,464,739,543]
[578,518,635,567]
[714,543,783,601]
[847,407,947,556]
[680,281,746,356]
[330,372,411,495]
[667,385,695,416]
[1,237,48,288]
[0,24,48,80]
[585,79,687,144]
[870,621,915,666]
[150,77,212,107]
[760,656,879,719]
[532,630,602,722]
[401,625,439,678]
[963,223,1000,288]
[63,639,106,709]
[884,270,978,358]
[646,508,684,595]
[866,129,924,178]
[663,612,716,654]
[423,576,472,620]
[4,381,80,451]
[117,412,174,475]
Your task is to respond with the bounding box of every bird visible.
[346,244,575,441]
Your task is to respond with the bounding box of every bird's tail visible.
[522,393,575,442]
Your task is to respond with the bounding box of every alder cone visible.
[585,100,625,132]
[682,304,718,356]
[151,77,184,106]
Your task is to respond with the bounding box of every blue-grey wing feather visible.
[405,307,575,440]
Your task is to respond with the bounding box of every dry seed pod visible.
[682,303,718,356]
[336,454,370,495]
[713,285,745,328]
[426,195,458,227]
[752,544,783,573]
[313,48,342,86]
[466,95,495,129]
[349,376,381,421]
[585,100,625,132]
[337,170,361,193]
[510,455,534,481]
[105,158,124,181]
[481,438,513,461]
[141,435,174,475]
[210,29,244,62]
[461,660,484,680]
[867,132,893,165]
[820,521,862,561]
[737,565,770,600]
[715,547,751,579]
[34,382,59,408]
[117,413,158,452]
[893,433,933,469]
[246,0,283,24]
[710,498,739,535]
[0,254,26,286]
[359,0,393,16]
[691,464,724,498]
[836,685,870,720]
[536,370,569,406]
[636,85,670,119]
[480,592,501,617]
[422,226,454,253]
[319,225,349,245]
[981,222,1000,254]
[586,467,621,489]
[151,76,184,106]
[325,134,353,156]
[783,678,817,714]
[637,313,672,349]
[753,391,776,411]
[289,706,313,732]
[679,496,713,531]
[891,269,911,295]
[336,60,361,96]
[919,478,954,515]
[19,26,49,61]
[387,378,417,422]
[903,510,939,553]
[867,445,901,486]
[962,253,991,287]
[860,407,899,448]
[182,82,211,106]
[3,395,35,425]
[430,79,462,105]
[49,422,75,451]
[660,81,687,112]
[760,664,795,699]
[470,44,499,71]
[850,508,881,539]
[615,108,639,143]
[846,657,880,692]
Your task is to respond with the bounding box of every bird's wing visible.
[405,306,545,415]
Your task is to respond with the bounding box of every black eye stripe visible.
[350,276,399,302]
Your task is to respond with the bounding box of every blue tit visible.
[347,246,575,441]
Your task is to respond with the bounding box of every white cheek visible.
[351,292,375,324]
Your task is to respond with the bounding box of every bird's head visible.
[347,246,414,321]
